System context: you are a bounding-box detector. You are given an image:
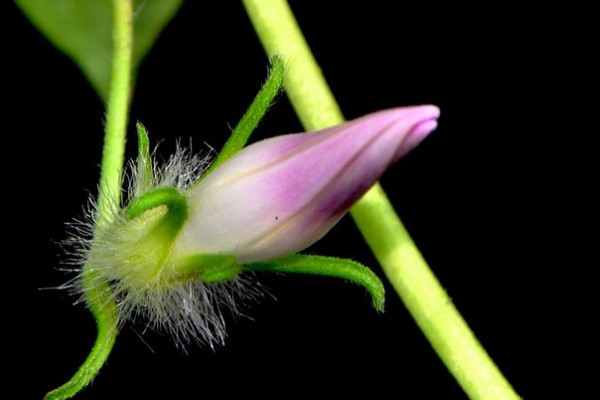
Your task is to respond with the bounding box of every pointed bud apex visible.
[175,105,439,263]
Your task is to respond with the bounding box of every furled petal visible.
[174,105,440,263]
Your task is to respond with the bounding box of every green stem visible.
[242,1,520,399]
[44,278,118,400]
[241,1,343,131]
[45,1,133,398]
[97,0,134,222]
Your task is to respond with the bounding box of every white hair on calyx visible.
[61,143,263,349]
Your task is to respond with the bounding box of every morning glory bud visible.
[174,105,439,264]
[75,106,438,346]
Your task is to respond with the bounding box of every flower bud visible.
[175,105,439,263]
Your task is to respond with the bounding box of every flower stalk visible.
[44,0,132,399]
[242,0,521,399]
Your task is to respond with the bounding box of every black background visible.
[3,1,592,399]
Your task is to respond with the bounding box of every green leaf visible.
[15,0,183,101]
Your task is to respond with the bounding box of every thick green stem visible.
[45,1,133,399]
[242,1,520,399]
[240,1,343,131]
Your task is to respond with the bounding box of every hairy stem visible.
[45,1,133,398]
[242,1,520,399]
[44,279,118,400]
[97,0,134,221]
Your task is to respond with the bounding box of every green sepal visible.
[245,254,385,311]
[125,186,188,237]
[135,122,153,192]
[199,56,285,182]
[176,254,242,283]
[120,187,189,283]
